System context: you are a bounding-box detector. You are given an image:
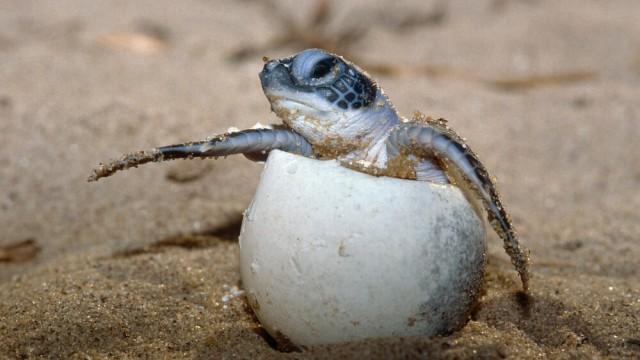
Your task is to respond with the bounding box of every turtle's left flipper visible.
[88,128,313,182]
[386,120,530,292]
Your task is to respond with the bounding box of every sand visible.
[1,0,639,358]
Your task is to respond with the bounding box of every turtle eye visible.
[311,58,336,79]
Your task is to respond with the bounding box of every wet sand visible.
[1,0,639,358]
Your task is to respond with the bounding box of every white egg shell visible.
[239,150,486,347]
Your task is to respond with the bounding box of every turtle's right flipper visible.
[386,120,530,292]
[87,128,313,182]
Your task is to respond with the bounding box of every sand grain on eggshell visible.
[1,0,639,359]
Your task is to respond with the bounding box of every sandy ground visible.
[1,0,639,358]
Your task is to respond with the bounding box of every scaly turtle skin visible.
[89,49,530,291]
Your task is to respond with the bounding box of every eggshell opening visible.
[239,150,486,347]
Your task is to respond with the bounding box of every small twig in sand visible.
[0,239,41,263]
[486,71,598,91]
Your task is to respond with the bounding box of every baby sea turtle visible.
[88,48,530,291]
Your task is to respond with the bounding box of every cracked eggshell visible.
[239,150,486,347]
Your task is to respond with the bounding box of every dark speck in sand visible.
[0,239,40,263]
[272,330,301,353]
[627,338,640,348]
[514,290,533,317]
[0,96,11,108]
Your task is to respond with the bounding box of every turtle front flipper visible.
[88,128,314,182]
[386,119,530,292]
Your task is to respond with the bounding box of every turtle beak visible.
[259,59,294,93]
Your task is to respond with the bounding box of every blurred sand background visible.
[1,0,639,358]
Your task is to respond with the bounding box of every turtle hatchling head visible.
[259,49,390,145]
